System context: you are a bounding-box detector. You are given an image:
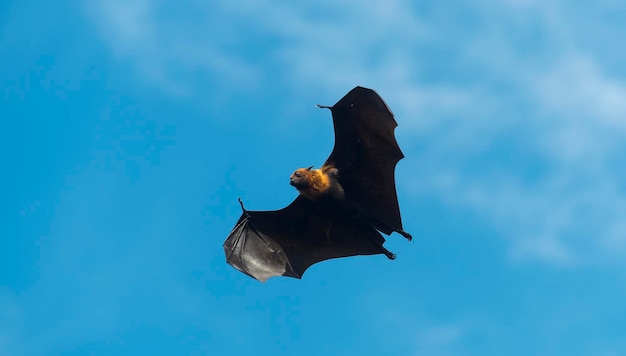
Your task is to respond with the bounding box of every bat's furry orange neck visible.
[289,165,345,201]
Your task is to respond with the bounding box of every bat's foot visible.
[398,229,412,242]
[316,104,332,109]
[382,247,396,260]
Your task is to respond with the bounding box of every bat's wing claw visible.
[238,198,248,214]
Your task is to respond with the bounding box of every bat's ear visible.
[306,166,313,171]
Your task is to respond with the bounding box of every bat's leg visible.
[382,246,396,260]
[397,229,412,242]
[372,217,412,242]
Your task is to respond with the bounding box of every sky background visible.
[3,0,626,355]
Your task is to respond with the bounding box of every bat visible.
[223,86,411,282]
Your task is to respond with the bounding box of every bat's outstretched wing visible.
[223,86,410,281]
[322,86,407,237]
[223,197,393,282]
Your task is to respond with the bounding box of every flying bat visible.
[223,86,411,282]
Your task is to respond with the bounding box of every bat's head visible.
[289,166,314,190]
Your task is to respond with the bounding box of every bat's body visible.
[289,166,344,202]
[223,86,411,282]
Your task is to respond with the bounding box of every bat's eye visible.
[294,172,301,177]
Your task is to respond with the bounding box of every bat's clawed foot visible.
[382,247,396,260]
[398,229,412,242]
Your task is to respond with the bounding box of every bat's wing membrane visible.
[223,197,389,282]
[324,86,406,235]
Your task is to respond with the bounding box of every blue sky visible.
[3,0,626,354]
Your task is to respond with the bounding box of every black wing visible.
[223,197,393,282]
[323,86,407,236]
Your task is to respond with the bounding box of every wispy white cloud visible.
[422,52,626,265]
[361,289,493,355]
[87,0,263,95]
[412,322,481,356]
